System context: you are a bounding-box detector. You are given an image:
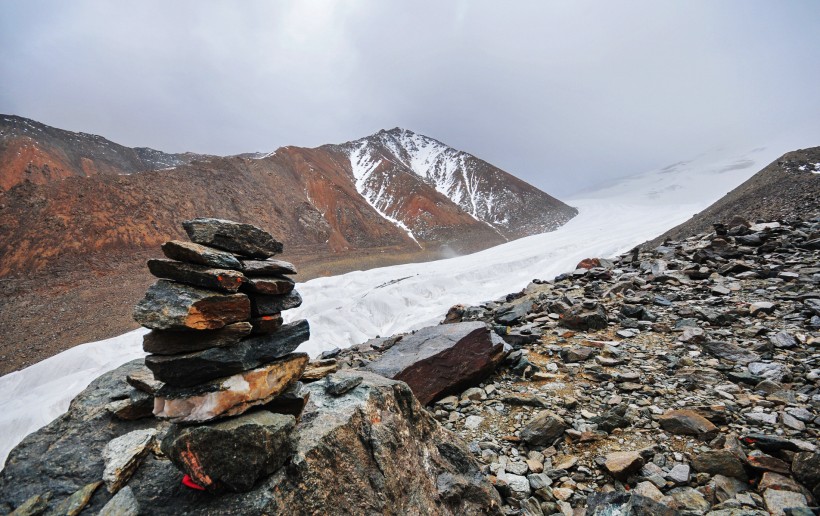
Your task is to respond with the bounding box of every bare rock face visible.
[0,363,501,515]
[183,218,283,258]
[145,320,309,387]
[133,280,250,330]
[363,321,507,405]
[153,353,309,424]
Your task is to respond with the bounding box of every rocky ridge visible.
[320,216,820,515]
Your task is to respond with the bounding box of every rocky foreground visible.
[330,217,820,515]
[1,217,819,515]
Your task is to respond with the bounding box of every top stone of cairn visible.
[183,218,283,258]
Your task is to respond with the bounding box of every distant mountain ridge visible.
[0,116,577,276]
[0,115,209,190]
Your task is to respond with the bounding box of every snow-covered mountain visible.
[0,139,802,466]
[335,128,576,241]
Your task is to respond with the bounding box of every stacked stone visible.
[132,218,311,492]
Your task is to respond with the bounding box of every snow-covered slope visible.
[0,142,792,466]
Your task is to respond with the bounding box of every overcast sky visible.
[1,1,819,196]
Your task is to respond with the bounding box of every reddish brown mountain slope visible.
[652,146,820,245]
[0,117,578,373]
[0,115,206,191]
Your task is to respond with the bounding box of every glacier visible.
[0,142,791,466]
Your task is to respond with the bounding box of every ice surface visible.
[0,329,148,466]
[0,142,796,466]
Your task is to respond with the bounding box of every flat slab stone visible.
[363,321,506,405]
[133,280,250,330]
[147,259,246,292]
[183,218,283,258]
[702,341,760,365]
[161,411,296,493]
[604,451,645,480]
[241,276,295,295]
[161,240,242,270]
[142,322,252,355]
[250,291,302,317]
[153,353,309,424]
[250,314,283,335]
[240,258,297,276]
[659,409,718,439]
[146,320,310,387]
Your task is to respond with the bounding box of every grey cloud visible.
[1,0,819,196]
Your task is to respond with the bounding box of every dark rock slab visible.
[154,353,309,424]
[142,322,252,355]
[240,275,295,295]
[161,240,242,270]
[559,305,608,331]
[589,404,631,433]
[161,411,296,493]
[145,320,310,387]
[0,364,501,515]
[133,280,250,331]
[249,291,302,317]
[741,433,800,453]
[183,218,283,258]
[692,450,747,480]
[363,321,506,405]
[147,259,246,292]
[240,258,297,276]
[250,314,283,335]
[792,451,820,497]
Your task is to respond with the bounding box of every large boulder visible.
[161,411,296,493]
[0,365,501,515]
[363,321,507,405]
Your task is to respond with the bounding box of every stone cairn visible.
[132,218,311,492]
